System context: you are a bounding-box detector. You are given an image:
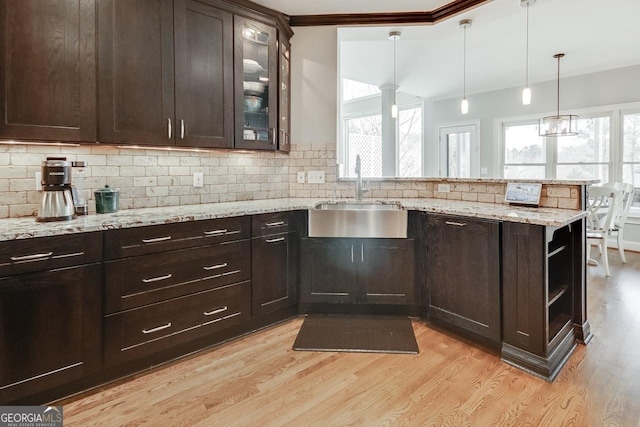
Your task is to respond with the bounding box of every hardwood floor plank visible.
[62,250,640,426]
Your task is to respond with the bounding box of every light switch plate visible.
[297,171,305,184]
[193,172,204,187]
[437,183,450,193]
[307,171,325,184]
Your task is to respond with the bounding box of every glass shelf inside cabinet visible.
[242,25,270,142]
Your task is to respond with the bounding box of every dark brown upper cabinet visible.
[234,16,278,150]
[277,35,291,153]
[98,0,234,148]
[0,0,96,142]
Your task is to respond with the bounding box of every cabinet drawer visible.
[252,212,295,236]
[0,233,102,277]
[105,240,251,313]
[104,281,250,366]
[104,216,250,259]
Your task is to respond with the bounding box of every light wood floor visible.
[62,250,640,426]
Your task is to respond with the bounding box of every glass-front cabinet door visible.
[278,36,291,152]
[234,17,277,150]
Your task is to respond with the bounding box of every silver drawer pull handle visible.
[168,118,172,139]
[204,306,228,316]
[142,273,172,283]
[265,221,285,227]
[204,229,228,235]
[10,252,53,261]
[203,263,228,271]
[266,237,285,243]
[142,236,172,243]
[180,119,185,139]
[445,221,466,227]
[142,322,172,334]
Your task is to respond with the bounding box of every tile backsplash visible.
[0,144,289,218]
[0,142,581,218]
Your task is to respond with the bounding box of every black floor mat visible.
[292,314,419,354]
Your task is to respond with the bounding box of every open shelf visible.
[547,225,571,255]
[548,312,572,343]
[547,244,568,258]
[548,283,570,306]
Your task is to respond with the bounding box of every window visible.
[344,114,382,178]
[398,106,422,177]
[503,123,546,179]
[341,77,423,177]
[622,112,640,208]
[556,116,610,184]
[439,124,479,178]
[502,115,611,182]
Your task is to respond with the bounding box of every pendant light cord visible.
[463,25,467,98]
[556,55,560,115]
[393,35,396,105]
[525,3,529,87]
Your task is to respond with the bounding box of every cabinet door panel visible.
[97,0,175,145]
[359,239,416,305]
[426,215,501,343]
[502,222,546,355]
[252,232,298,316]
[300,238,357,304]
[174,0,233,148]
[0,0,96,142]
[0,264,101,403]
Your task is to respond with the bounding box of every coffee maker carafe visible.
[37,157,75,222]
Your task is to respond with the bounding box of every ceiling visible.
[254,0,640,100]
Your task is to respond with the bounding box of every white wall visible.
[429,64,640,177]
[291,26,338,144]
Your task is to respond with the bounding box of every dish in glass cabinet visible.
[243,59,263,74]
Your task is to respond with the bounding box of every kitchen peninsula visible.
[0,193,588,404]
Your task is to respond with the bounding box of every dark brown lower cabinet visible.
[105,281,250,366]
[300,238,416,306]
[0,264,102,403]
[252,232,298,317]
[425,214,501,345]
[501,221,581,381]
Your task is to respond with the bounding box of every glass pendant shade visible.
[391,104,398,118]
[522,87,531,105]
[460,98,469,115]
[539,114,578,136]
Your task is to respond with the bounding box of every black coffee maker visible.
[37,157,76,222]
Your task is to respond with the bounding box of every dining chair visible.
[586,185,620,276]
[603,182,635,263]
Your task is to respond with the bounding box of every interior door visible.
[439,124,479,177]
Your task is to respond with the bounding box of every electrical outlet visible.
[35,172,42,191]
[437,183,450,193]
[193,172,204,187]
[307,171,325,184]
[297,171,305,184]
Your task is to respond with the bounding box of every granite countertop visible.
[0,198,586,242]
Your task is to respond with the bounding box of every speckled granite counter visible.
[0,198,586,241]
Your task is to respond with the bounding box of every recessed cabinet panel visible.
[0,0,96,142]
[98,0,174,144]
[426,215,501,344]
[0,264,102,403]
[174,0,233,148]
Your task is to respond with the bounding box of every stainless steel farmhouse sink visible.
[308,201,407,238]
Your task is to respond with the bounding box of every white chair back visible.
[586,185,620,234]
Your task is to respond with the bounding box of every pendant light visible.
[459,19,472,115]
[521,0,535,105]
[539,53,579,137]
[389,31,401,118]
